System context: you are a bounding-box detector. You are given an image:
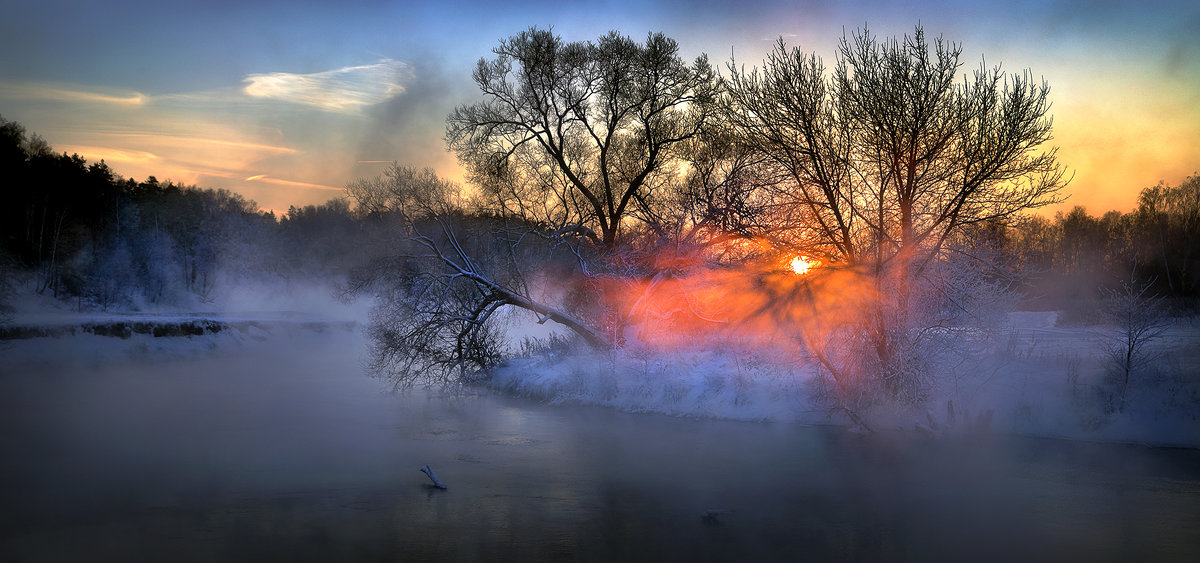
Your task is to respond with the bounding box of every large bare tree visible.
[723,25,1067,273]
[722,25,1068,406]
[446,27,720,250]
[363,30,740,386]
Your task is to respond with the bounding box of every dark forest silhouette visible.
[1,124,1196,318]
[0,116,379,312]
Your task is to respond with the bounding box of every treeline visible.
[1,114,1197,319]
[1005,176,1200,316]
[0,116,381,312]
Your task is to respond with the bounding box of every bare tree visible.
[359,31,744,384]
[1101,273,1170,412]
[361,27,734,385]
[723,25,1067,272]
[348,165,609,387]
[446,27,720,250]
[658,123,778,255]
[722,25,1067,407]
[345,163,459,220]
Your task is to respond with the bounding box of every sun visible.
[790,256,818,275]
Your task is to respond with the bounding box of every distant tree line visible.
[0,115,379,311]
[2,115,1195,325]
[1006,174,1200,317]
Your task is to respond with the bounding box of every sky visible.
[1,0,1197,216]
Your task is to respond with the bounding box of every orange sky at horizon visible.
[39,101,1198,220]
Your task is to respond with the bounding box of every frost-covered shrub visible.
[1100,277,1170,412]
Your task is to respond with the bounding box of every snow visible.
[493,345,818,422]
[4,281,369,327]
[1,282,370,367]
[491,311,1200,447]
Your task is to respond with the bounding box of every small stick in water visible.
[421,464,447,489]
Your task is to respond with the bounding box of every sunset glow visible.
[790,256,818,275]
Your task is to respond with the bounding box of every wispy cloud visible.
[55,145,159,163]
[0,82,147,105]
[101,132,297,156]
[244,174,344,191]
[242,59,412,112]
[1,58,419,212]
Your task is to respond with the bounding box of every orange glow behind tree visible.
[790,256,818,275]
[367,25,1056,411]
[723,24,1065,273]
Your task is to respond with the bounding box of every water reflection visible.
[1,328,1198,561]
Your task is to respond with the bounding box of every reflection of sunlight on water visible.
[1,327,1199,561]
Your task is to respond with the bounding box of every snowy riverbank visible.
[491,311,1200,448]
[4,304,1197,448]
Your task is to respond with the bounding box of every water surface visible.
[2,326,1198,561]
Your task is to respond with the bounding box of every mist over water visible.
[2,319,1199,561]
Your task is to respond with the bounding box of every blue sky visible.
[2,0,1197,214]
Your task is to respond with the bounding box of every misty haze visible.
[3,8,1200,563]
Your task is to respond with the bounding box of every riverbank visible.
[5,306,1199,448]
[490,311,1200,448]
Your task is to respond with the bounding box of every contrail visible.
[243,174,343,191]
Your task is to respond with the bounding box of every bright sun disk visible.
[790,256,817,275]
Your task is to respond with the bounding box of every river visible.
[2,323,1198,561]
